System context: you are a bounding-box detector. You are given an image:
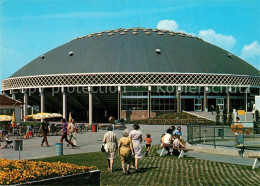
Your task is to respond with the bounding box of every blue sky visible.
[1,0,259,88]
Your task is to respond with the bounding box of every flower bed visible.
[133,112,215,125]
[0,159,97,185]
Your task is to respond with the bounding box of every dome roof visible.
[11,28,259,78]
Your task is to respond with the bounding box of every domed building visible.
[2,28,259,122]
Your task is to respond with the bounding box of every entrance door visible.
[216,98,224,111]
[183,99,194,111]
[194,98,202,111]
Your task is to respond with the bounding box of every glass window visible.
[160,105,164,110]
[138,92,143,96]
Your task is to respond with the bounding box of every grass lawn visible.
[37,145,260,186]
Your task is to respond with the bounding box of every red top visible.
[144,137,152,145]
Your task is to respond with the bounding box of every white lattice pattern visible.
[2,73,260,90]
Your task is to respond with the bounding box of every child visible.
[172,135,184,156]
[144,133,152,157]
[173,135,184,148]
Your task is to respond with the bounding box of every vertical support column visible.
[226,87,231,112]
[177,86,182,113]
[62,87,67,120]
[118,86,121,120]
[21,106,23,121]
[204,87,208,112]
[39,88,45,113]
[245,88,248,112]
[88,86,93,125]
[10,90,16,100]
[15,107,21,125]
[23,89,28,122]
[148,86,151,118]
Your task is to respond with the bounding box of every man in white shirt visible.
[68,119,77,146]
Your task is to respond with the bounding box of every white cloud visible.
[241,41,260,59]
[198,29,236,51]
[157,20,196,37]
[240,41,260,69]
[157,20,236,51]
[157,20,179,31]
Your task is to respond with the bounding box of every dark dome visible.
[11,28,259,78]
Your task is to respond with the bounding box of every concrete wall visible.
[121,110,156,121]
[121,110,177,121]
[0,105,21,124]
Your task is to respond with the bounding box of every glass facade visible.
[120,87,256,112]
[122,91,148,110]
[151,98,175,110]
[122,91,176,111]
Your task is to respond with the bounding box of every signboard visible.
[15,140,23,151]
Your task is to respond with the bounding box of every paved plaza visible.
[0,124,187,160]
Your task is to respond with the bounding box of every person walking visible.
[144,133,152,157]
[103,125,117,172]
[68,119,77,146]
[211,105,215,115]
[118,129,133,175]
[38,119,50,147]
[60,119,76,147]
[129,123,142,172]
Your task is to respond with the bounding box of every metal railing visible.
[187,123,260,149]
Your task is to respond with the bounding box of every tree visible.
[255,110,259,122]
[222,108,228,125]
[216,106,221,125]
[227,108,233,126]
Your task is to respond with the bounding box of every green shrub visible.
[222,108,227,125]
[132,112,215,125]
[227,108,233,126]
[216,106,221,125]
[254,110,260,134]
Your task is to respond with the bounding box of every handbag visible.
[101,144,105,152]
[101,144,108,152]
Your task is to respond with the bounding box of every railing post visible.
[242,128,245,146]
[213,127,216,148]
[191,126,193,143]
[199,126,202,142]
[187,125,189,143]
[253,126,255,139]
[222,124,225,140]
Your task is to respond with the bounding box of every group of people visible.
[39,118,77,148]
[103,123,152,175]
[161,126,184,155]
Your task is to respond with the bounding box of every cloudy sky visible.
[1,0,259,87]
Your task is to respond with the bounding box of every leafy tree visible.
[254,110,259,134]
[255,110,259,122]
[222,108,228,125]
[216,106,221,125]
[227,108,233,126]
